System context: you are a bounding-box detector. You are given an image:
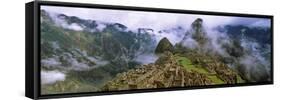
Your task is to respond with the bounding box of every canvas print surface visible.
[40,5,272,95]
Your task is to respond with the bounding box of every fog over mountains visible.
[42,6,270,32]
[40,6,271,94]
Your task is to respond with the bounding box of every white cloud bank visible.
[41,6,270,33]
[134,53,158,64]
[41,70,66,85]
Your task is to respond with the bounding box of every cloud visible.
[134,53,158,64]
[96,22,107,31]
[41,56,62,68]
[249,19,271,27]
[41,70,66,85]
[181,35,199,49]
[230,17,271,27]
[61,49,109,71]
[41,5,270,34]
[66,23,83,31]
[81,50,109,66]
[50,41,60,50]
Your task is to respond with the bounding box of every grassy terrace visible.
[176,56,225,84]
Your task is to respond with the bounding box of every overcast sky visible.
[41,5,271,32]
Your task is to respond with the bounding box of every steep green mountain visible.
[190,18,208,46]
[40,10,156,94]
[217,25,271,45]
[179,18,271,82]
[155,37,174,54]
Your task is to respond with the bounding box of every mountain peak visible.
[191,18,203,32]
[191,18,208,46]
[155,37,174,54]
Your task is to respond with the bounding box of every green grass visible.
[207,76,224,84]
[176,56,225,84]
[236,75,245,83]
[176,56,208,74]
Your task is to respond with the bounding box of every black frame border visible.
[31,1,274,99]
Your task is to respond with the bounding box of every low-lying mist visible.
[41,70,66,85]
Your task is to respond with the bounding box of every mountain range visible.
[40,9,271,94]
